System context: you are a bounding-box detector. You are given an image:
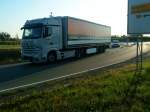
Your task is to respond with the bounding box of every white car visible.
[111,40,120,48]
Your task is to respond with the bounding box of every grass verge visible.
[0,58,149,112]
[0,45,20,50]
[0,45,21,64]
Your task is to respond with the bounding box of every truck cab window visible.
[43,27,52,37]
[23,27,42,39]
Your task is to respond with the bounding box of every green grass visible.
[0,45,21,64]
[0,41,20,45]
[0,58,150,112]
[0,45,20,50]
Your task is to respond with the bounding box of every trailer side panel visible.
[67,17,111,48]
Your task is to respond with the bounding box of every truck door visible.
[43,25,62,49]
[51,25,62,49]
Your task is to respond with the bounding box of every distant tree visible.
[0,32,11,41]
[15,34,19,39]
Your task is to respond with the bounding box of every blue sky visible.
[0,0,127,38]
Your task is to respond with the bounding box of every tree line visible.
[111,35,150,42]
[0,32,20,41]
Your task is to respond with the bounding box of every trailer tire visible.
[102,46,106,53]
[75,49,81,58]
[81,48,86,57]
[98,46,106,53]
[47,52,56,63]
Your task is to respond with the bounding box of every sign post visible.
[128,0,150,74]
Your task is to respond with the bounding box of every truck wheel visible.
[75,49,81,58]
[98,46,105,53]
[102,46,106,53]
[81,48,86,57]
[47,52,56,63]
[97,47,102,53]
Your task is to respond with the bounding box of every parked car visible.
[111,40,120,48]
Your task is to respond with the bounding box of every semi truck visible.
[21,16,111,63]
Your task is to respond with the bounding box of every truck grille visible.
[22,48,41,54]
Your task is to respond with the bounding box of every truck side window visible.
[48,27,52,36]
[43,27,52,37]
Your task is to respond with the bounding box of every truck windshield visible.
[23,27,42,39]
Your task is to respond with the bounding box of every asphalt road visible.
[0,44,150,92]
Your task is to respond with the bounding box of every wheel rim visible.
[48,53,55,62]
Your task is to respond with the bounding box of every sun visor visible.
[21,23,44,30]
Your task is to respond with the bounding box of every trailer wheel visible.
[81,48,86,57]
[97,47,102,53]
[98,46,106,53]
[47,52,56,63]
[75,49,81,58]
[102,46,106,53]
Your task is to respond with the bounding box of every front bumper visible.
[21,49,46,63]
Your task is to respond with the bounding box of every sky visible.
[0,0,127,38]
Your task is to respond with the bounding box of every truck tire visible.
[97,47,102,53]
[98,46,106,53]
[75,49,81,58]
[102,46,106,53]
[75,48,86,58]
[47,52,56,63]
[81,48,86,57]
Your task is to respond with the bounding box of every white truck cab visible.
[21,17,63,63]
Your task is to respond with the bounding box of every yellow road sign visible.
[128,0,150,34]
[131,3,150,14]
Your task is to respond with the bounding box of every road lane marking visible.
[0,59,132,93]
